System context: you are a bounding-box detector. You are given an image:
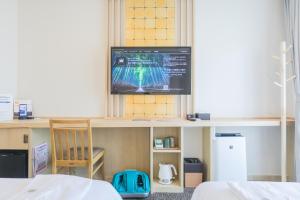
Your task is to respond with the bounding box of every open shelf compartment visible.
[150,127,184,193]
[152,127,182,152]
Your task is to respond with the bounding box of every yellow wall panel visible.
[126,104,134,115]
[133,95,145,104]
[167,8,175,18]
[134,104,145,114]
[145,29,156,40]
[156,8,167,18]
[126,0,135,7]
[156,29,167,40]
[145,8,156,18]
[165,40,175,46]
[167,0,175,7]
[134,19,145,29]
[155,40,169,45]
[156,19,167,29]
[156,0,167,7]
[134,29,145,40]
[125,0,176,118]
[126,7,135,18]
[144,40,156,46]
[134,40,145,46]
[145,0,156,7]
[126,19,135,29]
[125,40,135,46]
[145,19,155,28]
[155,104,167,115]
[145,104,156,115]
[133,114,147,119]
[167,29,175,39]
[126,95,134,104]
[166,96,175,104]
[167,19,175,28]
[134,0,145,7]
[167,104,175,115]
[135,8,145,18]
[156,95,167,103]
[145,95,156,104]
[126,29,135,40]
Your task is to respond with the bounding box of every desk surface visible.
[0,117,294,129]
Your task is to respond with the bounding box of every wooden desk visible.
[0,117,287,128]
[0,117,294,193]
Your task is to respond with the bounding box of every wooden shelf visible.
[153,148,181,153]
[152,179,183,193]
[151,127,184,193]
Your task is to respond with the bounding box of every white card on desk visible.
[0,95,13,121]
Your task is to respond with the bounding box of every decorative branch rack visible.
[273,41,295,182]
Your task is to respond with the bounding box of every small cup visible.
[163,137,171,148]
[169,137,175,148]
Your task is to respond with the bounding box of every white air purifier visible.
[213,135,247,181]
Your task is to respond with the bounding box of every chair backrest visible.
[49,119,93,166]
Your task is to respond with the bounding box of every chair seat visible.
[66,147,104,160]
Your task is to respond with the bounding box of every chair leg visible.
[70,167,76,175]
[101,156,105,180]
[88,163,93,179]
[52,163,57,174]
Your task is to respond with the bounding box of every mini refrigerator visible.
[0,150,28,178]
[213,134,247,181]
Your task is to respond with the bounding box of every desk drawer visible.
[0,129,30,150]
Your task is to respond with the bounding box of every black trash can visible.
[184,158,203,187]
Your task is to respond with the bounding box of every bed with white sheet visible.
[192,181,300,200]
[0,174,122,200]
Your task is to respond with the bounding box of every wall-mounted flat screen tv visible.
[111,47,191,95]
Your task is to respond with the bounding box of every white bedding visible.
[192,181,300,200]
[0,175,122,200]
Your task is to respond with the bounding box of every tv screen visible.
[111,47,191,95]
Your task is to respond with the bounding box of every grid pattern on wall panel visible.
[124,0,177,118]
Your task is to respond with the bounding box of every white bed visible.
[192,181,300,200]
[0,174,122,200]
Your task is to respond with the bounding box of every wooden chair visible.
[50,119,104,179]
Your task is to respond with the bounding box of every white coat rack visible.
[273,41,295,182]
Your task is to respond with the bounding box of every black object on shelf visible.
[195,113,210,120]
[186,114,196,121]
[0,150,28,178]
[184,158,203,173]
[215,133,242,137]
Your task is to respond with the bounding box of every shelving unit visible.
[150,127,184,193]
[0,118,293,190]
[153,148,181,153]
[152,179,182,193]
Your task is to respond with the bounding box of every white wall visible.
[17,0,108,117]
[3,0,291,177]
[16,0,292,118]
[194,0,294,117]
[0,0,18,97]
[184,0,293,177]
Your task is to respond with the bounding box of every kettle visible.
[158,163,177,185]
